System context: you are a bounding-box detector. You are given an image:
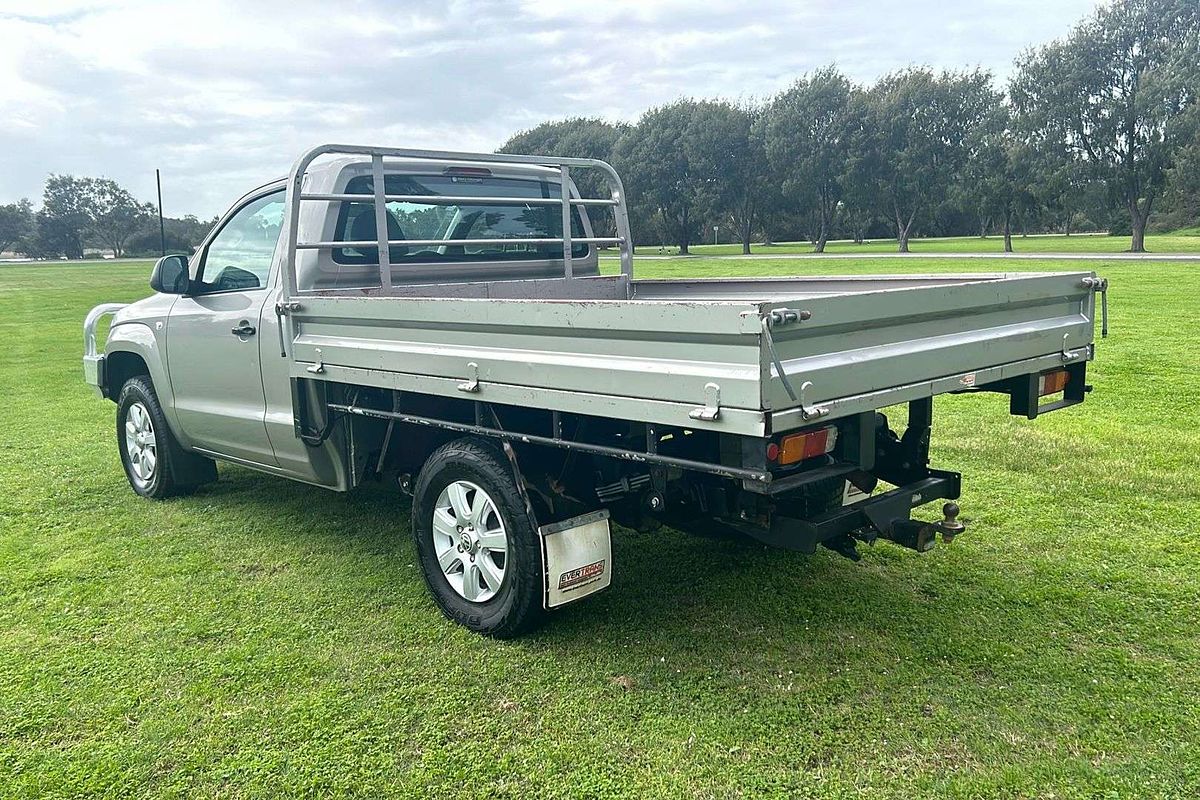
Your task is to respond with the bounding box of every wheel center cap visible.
[459,531,475,552]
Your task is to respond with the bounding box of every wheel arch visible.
[104,323,189,448]
[105,350,149,398]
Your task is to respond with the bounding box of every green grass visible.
[1,256,1198,798]
[670,230,1200,256]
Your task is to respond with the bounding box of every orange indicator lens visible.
[777,426,838,465]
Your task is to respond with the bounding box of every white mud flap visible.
[538,509,612,610]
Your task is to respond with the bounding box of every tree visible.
[126,214,218,257]
[37,175,95,259]
[866,68,997,252]
[963,103,1041,252]
[839,90,886,245]
[90,178,154,258]
[683,101,768,255]
[499,118,628,238]
[0,199,33,255]
[1159,125,1200,227]
[1010,0,1200,251]
[762,67,857,252]
[615,100,735,254]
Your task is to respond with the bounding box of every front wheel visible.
[412,438,545,638]
[116,376,214,499]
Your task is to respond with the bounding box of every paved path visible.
[602,251,1200,261]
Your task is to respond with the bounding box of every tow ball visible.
[932,502,965,543]
[884,503,966,553]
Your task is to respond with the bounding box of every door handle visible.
[231,322,257,337]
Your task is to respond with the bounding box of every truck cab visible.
[87,157,601,490]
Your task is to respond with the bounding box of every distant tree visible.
[762,67,857,252]
[1159,126,1200,227]
[616,100,739,254]
[0,199,33,255]
[37,175,95,259]
[1026,144,1090,236]
[840,91,886,245]
[89,178,154,258]
[964,103,1039,252]
[1010,0,1200,251]
[126,214,218,257]
[866,68,996,252]
[499,118,628,238]
[683,101,768,255]
[498,117,626,170]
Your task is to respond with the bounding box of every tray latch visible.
[689,382,721,421]
[457,362,481,393]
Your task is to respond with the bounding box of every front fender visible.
[104,322,191,448]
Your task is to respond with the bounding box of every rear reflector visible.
[1038,370,1070,396]
[775,426,838,465]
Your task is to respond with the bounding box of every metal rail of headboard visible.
[281,143,635,305]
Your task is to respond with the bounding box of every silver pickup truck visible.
[84,144,1107,637]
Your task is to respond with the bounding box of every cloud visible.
[0,0,1100,217]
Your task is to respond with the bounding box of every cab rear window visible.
[332,173,588,265]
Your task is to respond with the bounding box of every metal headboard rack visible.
[281,144,635,305]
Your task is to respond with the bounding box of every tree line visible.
[0,175,216,260]
[500,0,1199,254]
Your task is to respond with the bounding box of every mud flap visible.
[538,509,612,610]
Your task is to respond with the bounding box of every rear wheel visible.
[412,438,545,638]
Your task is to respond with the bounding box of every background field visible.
[2,250,1198,798]
[662,230,1200,257]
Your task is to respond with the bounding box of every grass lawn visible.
[1,256,1198,798]
[676,230,1200,257]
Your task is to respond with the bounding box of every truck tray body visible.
[287,271,1098,438]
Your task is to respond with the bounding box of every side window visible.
[197,192,285,293]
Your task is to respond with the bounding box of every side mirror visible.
[150,254,190,294]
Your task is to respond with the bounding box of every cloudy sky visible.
[1,0,1100,218]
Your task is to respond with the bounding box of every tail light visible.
[768,425,839,466]
[1038,370,1069,396]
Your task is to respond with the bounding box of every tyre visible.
[116,375,214,499]
[412,438,545,638]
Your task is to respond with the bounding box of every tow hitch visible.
[880,502,966,553]
[735,468,965,559]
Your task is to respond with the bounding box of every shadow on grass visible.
[192,464,977,667]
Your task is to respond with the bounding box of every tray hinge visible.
[765,307,812,328]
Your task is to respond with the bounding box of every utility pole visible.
[155,169,166,257]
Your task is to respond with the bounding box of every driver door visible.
[166,190,284,466]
